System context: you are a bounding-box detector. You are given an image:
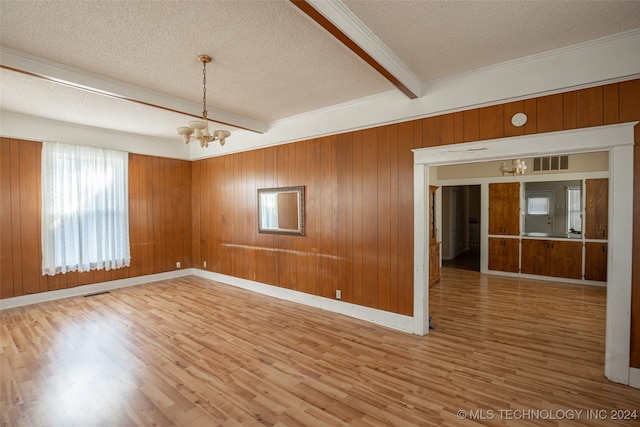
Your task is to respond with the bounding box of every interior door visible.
[525,191,554,234]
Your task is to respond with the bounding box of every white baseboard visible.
[629,367,640,389]
[0,269,194,310]
[193,269,415,334]
[1,268,415,334]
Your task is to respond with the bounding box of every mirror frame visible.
[257,186,305,236]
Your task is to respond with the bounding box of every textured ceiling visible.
[1,0,639,143]
[343,0,640,82]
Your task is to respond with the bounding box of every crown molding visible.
[422,28,640,94]
[0,47,268,134]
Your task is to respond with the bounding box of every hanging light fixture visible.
[499,159,527,176]
[176,55,230,147]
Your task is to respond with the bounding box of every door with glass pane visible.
[524,191,554,234]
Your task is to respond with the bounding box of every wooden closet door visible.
[489,182,520,235]
[585,242,607,281]
[548,241,582,280]
[521,239,547,276]
[584,178,608,239]
[488,237,519,273]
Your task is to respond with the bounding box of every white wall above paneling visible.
[1,111,191,160]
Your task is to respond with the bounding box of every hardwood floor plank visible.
[1,270,639,426]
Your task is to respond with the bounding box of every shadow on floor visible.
[442,244,480,271]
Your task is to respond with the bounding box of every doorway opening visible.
[441,185,480,271]
[412,122,636,385]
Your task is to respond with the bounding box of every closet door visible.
[488,182,520,236]
[584,178,608,240]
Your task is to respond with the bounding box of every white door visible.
[525,190,554,234]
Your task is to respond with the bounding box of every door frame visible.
[412,122,637,385]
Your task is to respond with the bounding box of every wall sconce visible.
[500,159,527,176]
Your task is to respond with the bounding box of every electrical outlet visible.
[203,261,207,268]
[176,261,181,269]
[336,290,341,300]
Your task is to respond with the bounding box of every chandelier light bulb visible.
[500,159,526,176]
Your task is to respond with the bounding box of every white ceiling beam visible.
[0,47,268,134]
[294,0,423,99]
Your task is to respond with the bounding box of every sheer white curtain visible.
[41,142,130,276]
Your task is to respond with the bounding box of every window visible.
[527,195,550,215]
[566,186,582,232]
[41,142,130,275]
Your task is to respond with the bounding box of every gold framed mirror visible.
[257,186,305,236]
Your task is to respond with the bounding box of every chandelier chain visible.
[202,60,207,116]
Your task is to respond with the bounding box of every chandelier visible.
[499,159,527,176]
[176,55,230,147]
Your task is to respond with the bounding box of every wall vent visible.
[533,155,569,172]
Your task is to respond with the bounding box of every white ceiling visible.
[1,0,640,144]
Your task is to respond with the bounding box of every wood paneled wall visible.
[0,139,192,298]
[192,130,416,315]
[192,79,640,364]
[194,80,640,318]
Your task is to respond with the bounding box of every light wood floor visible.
[2,269,639,426]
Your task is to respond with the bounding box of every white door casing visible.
[413,122,637,386]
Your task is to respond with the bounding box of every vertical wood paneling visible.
[306,140,321,296]
[563,91,577,129]
[35,145,46,292]
[524,98,537,134]
[453,111,464,143]
[352,131,364,306]
[320,136,337,299]
[337,133,350,301]
[190,161,201,269]
[201,157,212,271]
[139,155,151,275]
[362,128,378,308]
[388,124,400,313]
[577,86,604,128]
[463,109,479,142]
[535,94,563,133]
[422,116,441,147]
[377,126,391,311]
[1,139,15,298]
[440,114,454,146]
[9,140,24,296]
[397,121,416,315]
[478,104,504,140]
[128,154,142,277]
[603,83,619,125]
